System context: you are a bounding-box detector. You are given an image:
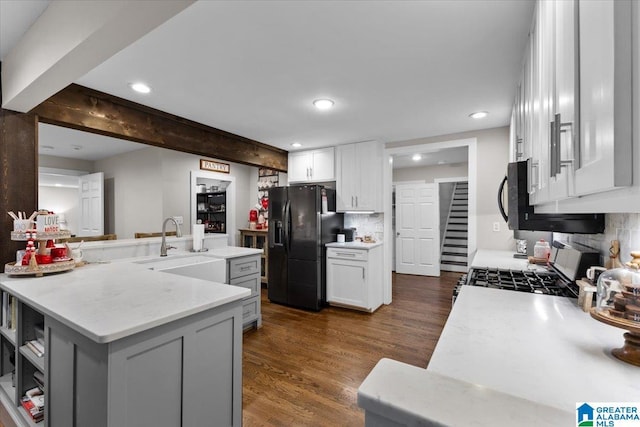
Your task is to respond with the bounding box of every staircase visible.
[441,182,468,273]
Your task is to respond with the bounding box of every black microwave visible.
[498,160,605,234]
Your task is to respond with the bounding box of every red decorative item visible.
[46,240,55,248]
[249,209,258,222]
[261,197,269,210]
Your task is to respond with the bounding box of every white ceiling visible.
[2,1,534,162]
[392,146,468,169]
[39,123,143,161]
[0,0,50,60]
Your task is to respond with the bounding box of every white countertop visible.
[0,260,249,344]
[358,358,572,426]
[325,241,383,250]
[206,246,263,259]
[428,286,639,412]
[470,249,548,272]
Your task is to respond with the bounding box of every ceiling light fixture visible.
[291,142,302,148]
[313,99,334,110]
[71,145,83,151]
[469,111,488,119]
[412,154,422,161]
[438,160,447,165]
[41,145,54,150]
[129,82,151,94]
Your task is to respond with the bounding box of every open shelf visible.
[17,405,40,427]
[0,372,15,401]
[19,346,44,373]
[0,326,16,345]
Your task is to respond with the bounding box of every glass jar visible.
[595,260,640,323]
[533,239,551,259]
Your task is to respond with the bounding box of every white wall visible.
[93,146,257,241]
[387,127,513,251]
[95,148,164,239]
[39,154,94,171]
[38,186,80,235]
[393,163,468,183]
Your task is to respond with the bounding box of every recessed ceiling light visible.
[313,99,334,110]
[129,82,151,94]
[438,160,447,165]
[71,145,82,151]
[412,154,422,161]
[41,145,54,150]
[291,142,302,148]
[469,111,488,119]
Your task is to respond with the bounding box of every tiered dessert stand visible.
[5,230,75,277]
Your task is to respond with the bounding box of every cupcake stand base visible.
[591,308,640,367]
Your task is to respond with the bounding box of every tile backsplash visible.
[344,213,384,242]
[555,213,640,266]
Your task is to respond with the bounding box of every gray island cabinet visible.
[0,261,249,427]
[207,246,264,329]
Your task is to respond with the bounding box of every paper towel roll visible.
[193,224,205,251]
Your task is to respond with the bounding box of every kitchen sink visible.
[134,255,226,283]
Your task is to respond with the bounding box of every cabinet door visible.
[574,0,633,196]
[310,147,335,181]
[355,142,382,211]
[288,151,312,182]
[327,259,367,309]
[529,1,553,205]
[336,144,357,211]
[548,0,577,201]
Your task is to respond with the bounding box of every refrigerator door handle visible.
[283,200,291,253]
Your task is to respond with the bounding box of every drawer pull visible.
[240,266,252,271]
[335,252,356,257]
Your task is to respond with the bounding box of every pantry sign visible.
[200,159,230,174]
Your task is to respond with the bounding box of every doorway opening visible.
[436,178,469,273]
[384,138,477,299]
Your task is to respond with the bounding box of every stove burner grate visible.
[461,267,578,298]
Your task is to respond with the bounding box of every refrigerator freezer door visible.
[288,185,320,261]
[267,186,288,304]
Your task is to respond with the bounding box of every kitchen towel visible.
[193,224,205,251]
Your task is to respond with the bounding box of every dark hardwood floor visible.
[242,272,461,426]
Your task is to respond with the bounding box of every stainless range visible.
[454,242,600,305]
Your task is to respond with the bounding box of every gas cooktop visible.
[453,267,579,305]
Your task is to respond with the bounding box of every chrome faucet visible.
[160,217,183,256]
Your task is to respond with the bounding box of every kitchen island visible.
[0,258,249,427]
[359,285,638,426]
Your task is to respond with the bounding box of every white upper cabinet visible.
[288,147,335,183]
[511,0,634,209]
[548,0,577,201]
[574,0,633,196]
[336,141,383,212]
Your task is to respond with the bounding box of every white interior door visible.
[78,172,104,236]
[395,183,439,276]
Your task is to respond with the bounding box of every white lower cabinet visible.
[326,245,383,312]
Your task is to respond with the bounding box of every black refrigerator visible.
[268,185,343,311]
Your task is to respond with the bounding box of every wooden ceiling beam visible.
[32,84,288,171]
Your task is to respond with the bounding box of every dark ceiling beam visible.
[32,84,288,171]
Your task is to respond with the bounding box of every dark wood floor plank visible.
[242,272,460,425]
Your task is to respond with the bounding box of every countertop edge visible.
[0,260,251,344]
[358,358,572,427]
[325,241,383,249]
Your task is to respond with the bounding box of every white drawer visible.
[327,248,368,261]
[242,295,260,323]
[230,274,260,297]
[229,256,260,279]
